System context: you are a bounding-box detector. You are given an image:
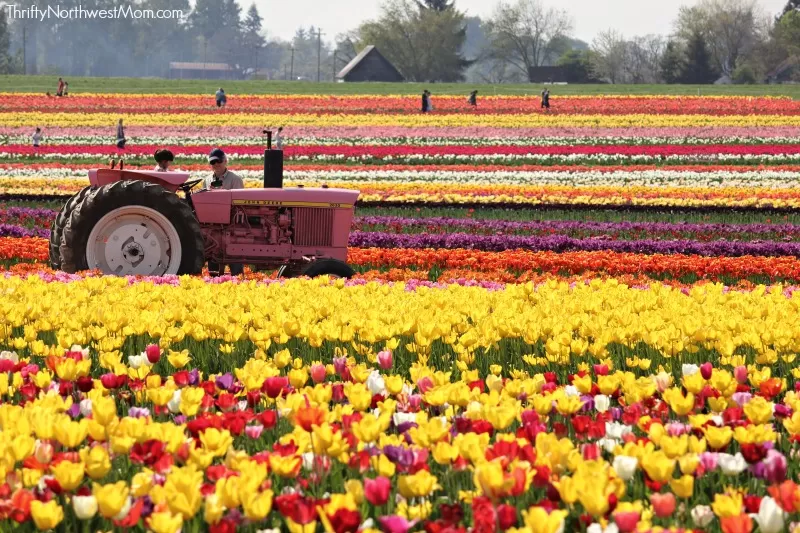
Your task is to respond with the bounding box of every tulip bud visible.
[145,344,161,364]
[310,364,327,384]
[700,362,713,380]
[650,493,676,518]
[735,365,748,384]
[34,441,53,464]
[377,349,393,370]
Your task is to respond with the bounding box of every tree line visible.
[0,0,798,83]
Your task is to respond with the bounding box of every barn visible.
[169,62,238,80]
[336,46,404,83]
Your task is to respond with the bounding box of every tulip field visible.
[3,90,800,533]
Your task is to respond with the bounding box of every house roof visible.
[336,45,403,80]
[169,62,234,71]
[766,56,799,79]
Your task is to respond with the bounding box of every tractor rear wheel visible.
[59,180,204,276]
[299,258,355,279]
[49,186,95,270]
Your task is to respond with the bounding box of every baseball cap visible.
[208,148,225,164]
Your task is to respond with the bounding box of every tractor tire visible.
[277,263,305,278]
[59,180,204,276]
[49,186,95,270]
[300,258,355,279]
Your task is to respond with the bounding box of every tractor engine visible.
[201,205,292,263]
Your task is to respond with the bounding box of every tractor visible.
[49,133,359,278]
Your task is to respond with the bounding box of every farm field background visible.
[2,78,800,533]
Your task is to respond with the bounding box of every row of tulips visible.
[2,275,800,531]
[5,93,800,115]
[7,134,800,147]
[7,220,800,257]
[8,112,800,128]
[5,166,800,190]
[9,143,800,157]
[6,208,800,242]
[5,179,800,210]
[9,237,800,284]
[4,125,800,139]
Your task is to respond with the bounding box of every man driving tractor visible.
[205,148,244,276]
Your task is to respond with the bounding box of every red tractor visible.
[49,138,359,278]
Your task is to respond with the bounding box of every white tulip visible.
[718,453,748,475]
[612,455,638,481]
[682,364,699,377]
[751,497,786,533]
[72,495,98,520]
[594,395,610,413]
[79,399,92,417]
[691,505,714,527]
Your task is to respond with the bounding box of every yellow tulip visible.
[242,490,273,521]
[523,507,568,533]
[30,500,64,530]
[51,460,85,491]
[398,470,440,499]
[148,511,184,533]
[80,445,112,480]
[93,481,130,518]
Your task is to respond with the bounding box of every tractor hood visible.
[196,187,360,208]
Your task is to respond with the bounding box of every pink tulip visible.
[735,365,749,384]
[245,424,264,440]
[364,476,391,506]
[700,362,713,380]
[377,349,393,370]
[417,376,434,394]
[379,516,418,533]
[650,493,676,518]
[310,364,327,384]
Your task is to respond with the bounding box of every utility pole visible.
[203,39,208,80]
[290,46,295,80]
[332,50,337,81]
[22,25,26,75]
[316,28,324,82]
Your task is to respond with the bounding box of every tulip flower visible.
[30,500,64,530]
[364,476,391,506]
[377,349,393,369]
[650,492,676,518]
[751,497,786,533]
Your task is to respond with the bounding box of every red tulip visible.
[364,476,391,506]
[145,344,161,364]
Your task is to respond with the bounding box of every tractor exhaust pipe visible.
[263,130,283,189]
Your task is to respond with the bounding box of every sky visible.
[253,0,789,44]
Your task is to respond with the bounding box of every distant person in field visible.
[216,88,227,108]
[63,82,69,96]
[274,127,284,150]
[56,78,64,97]
[468,90,478,107]
[32,127,42,151]
[541,88,550,111]
[154,149,174,171]
[116,118,126,150]
[421,90,428,113]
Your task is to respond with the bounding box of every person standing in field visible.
[216,88,227,108]
[541,88,550,111]
[274,127,284,150]
[468,90,478,107]
[116,119,126,150]
[56,78,64,97]
[32,127,43,152]
[421,90,428,113]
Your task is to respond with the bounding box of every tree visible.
[484,0,573,81]
[782,0,800,15]
[416,0,454,11]
[660,40,684,83]
[556,49,599,83]
[0,10,12,74]
[242,3,266,73]
[675,0,762,76]
[623,35,664,83]
[589,29,627,83]
[358,0,470,81]
[680,30,717,83]
[776,10,800,56]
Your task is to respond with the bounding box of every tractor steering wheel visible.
[180,179,204,194]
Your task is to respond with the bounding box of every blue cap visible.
[208,148,225,163]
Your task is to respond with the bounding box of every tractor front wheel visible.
[59,180,204,276]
